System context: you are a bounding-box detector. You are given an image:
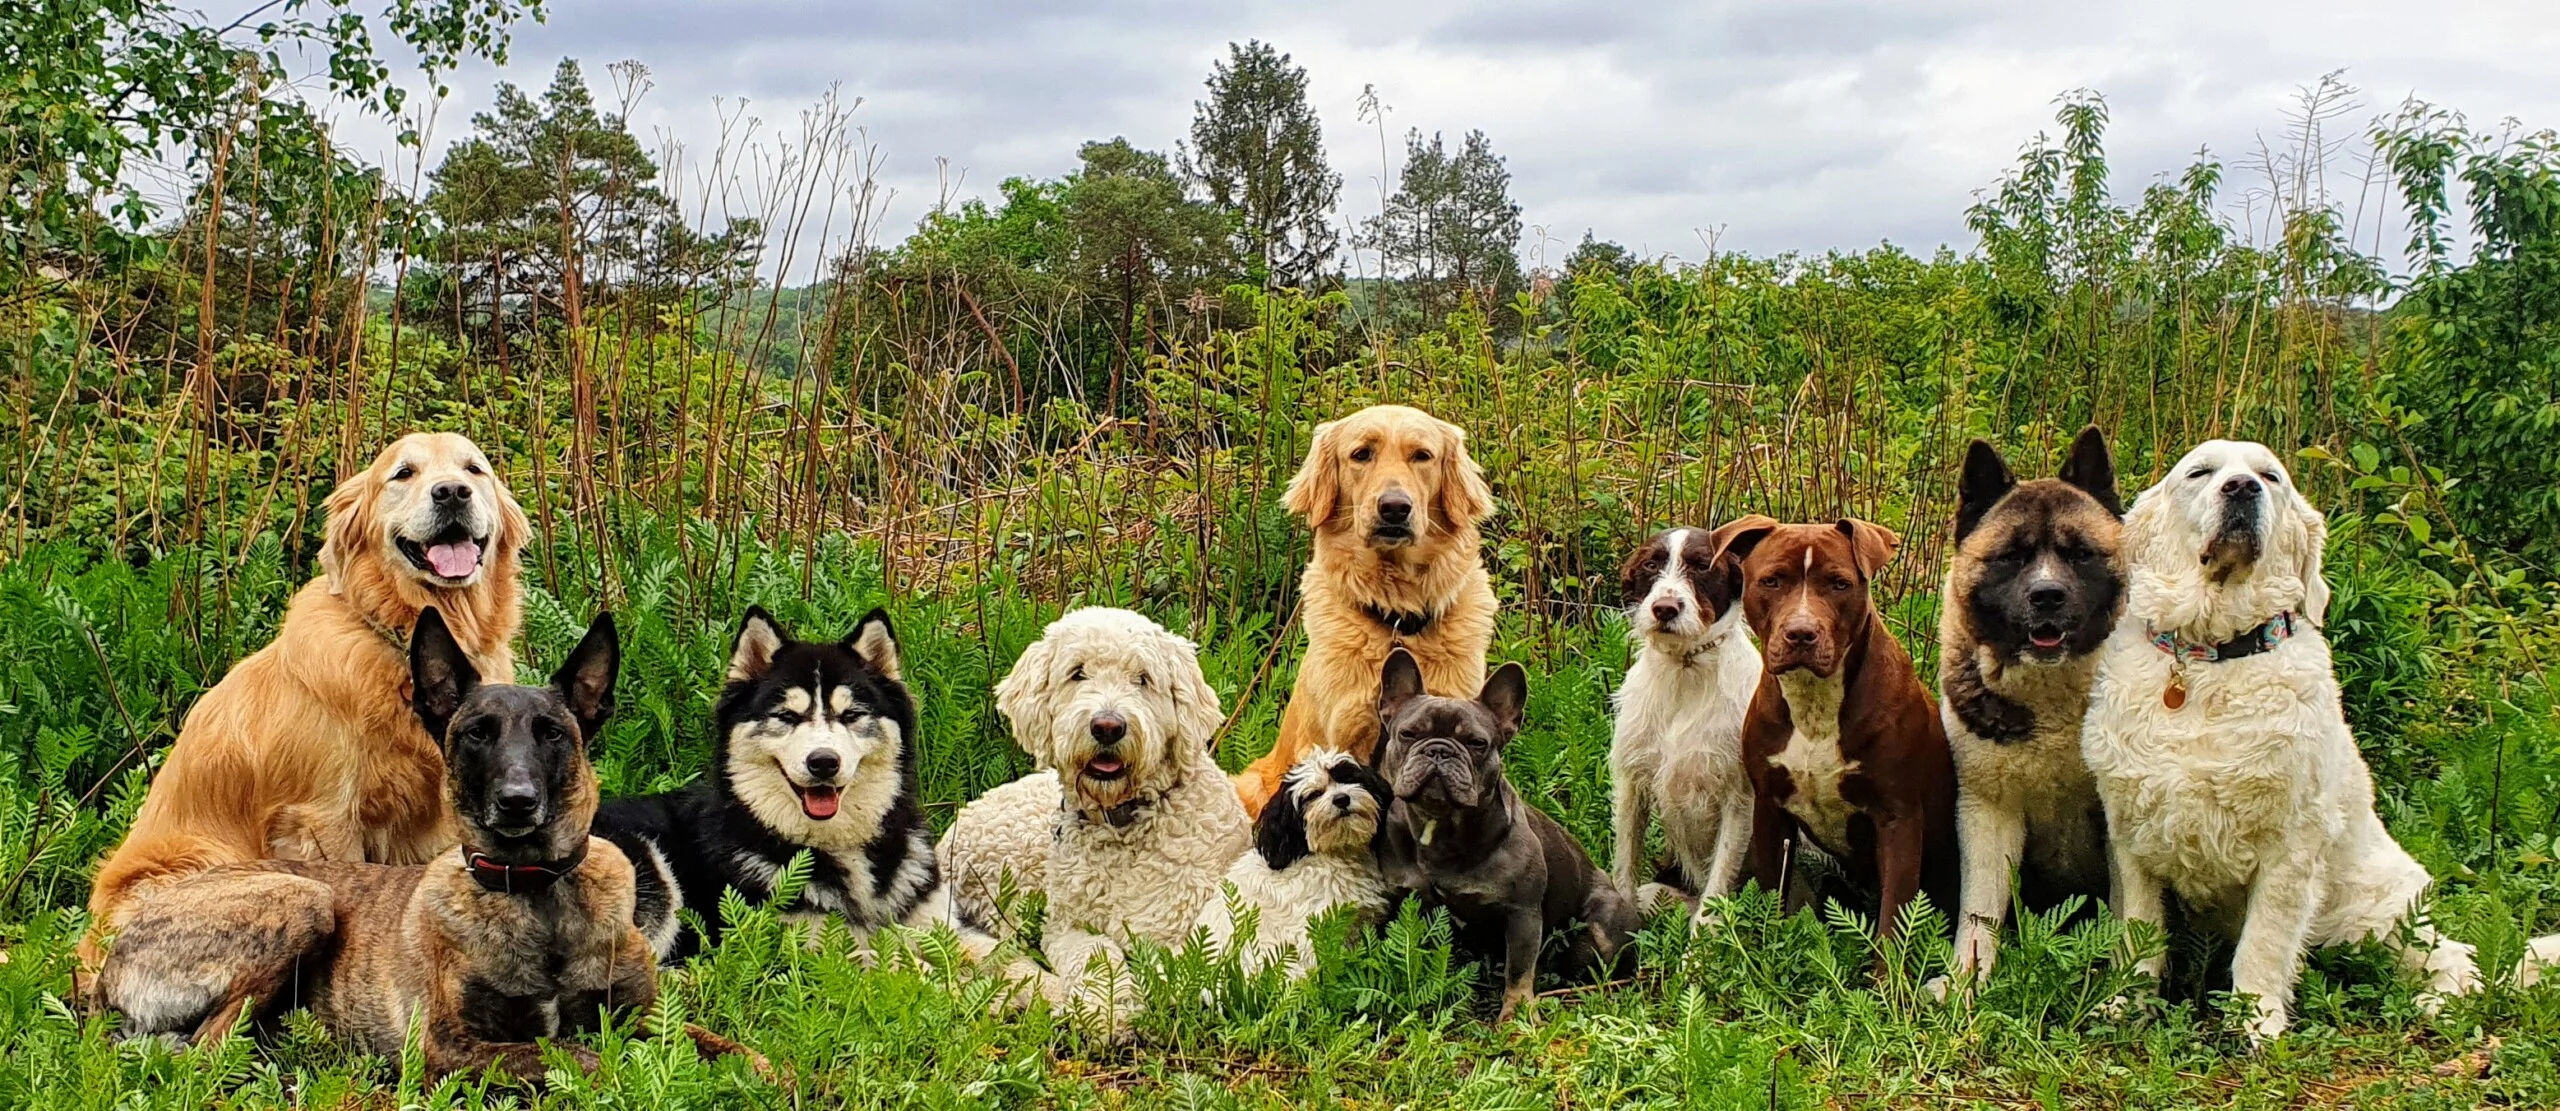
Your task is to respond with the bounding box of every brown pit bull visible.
[1721,519,1956,944]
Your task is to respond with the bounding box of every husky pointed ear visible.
[409,607,480,743]
[1836,519,1900,580]
[847,608,901,682]
[1955,440,2016,543]
[1282,419,1344,529]
[552,613,620,744]
[1377,648,1425,722]
[2059,426,2123,517]
[730,607,785,682]
[1479,662,1529,740]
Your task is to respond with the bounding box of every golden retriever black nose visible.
[1376,490,1413,525]
[1090,713,1127,744]
[431,480,474,505]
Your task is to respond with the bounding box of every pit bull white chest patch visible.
[1772,671,1861,853]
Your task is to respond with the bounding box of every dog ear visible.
[731,607,786,682]
[1377,648,1426,724]
[992,632,1055,758]
[2059,426,2123,517]
[1167,640,1228,753]
[408,607,480,742]
[552,613,620,744]
[1252,782,1313,870]
[1478,662,1528,740]
[1282,419,1343,529]
[319,463,383,597]
[1955,440,2015,543]
[1704,515,1780,609]
[1433,420,1496,529]
[2288,485,2330,626]
[846,607,902,682]
[1835,519,1900,579]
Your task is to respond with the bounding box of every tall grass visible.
[2,82,2558,1107]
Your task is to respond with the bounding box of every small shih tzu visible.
[1196,747,1396,977]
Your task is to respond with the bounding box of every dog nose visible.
[1783,624,1818,647]
[1333,795,1352,811]
[493,784,541,821]
[431,480,473,505]
[1376,490,1413,524]
[804,748,841,781]
[1650,599,1681,623]
[2028,583,2067,611]
[1089,714,1127,744]
[2220,475,2260,499]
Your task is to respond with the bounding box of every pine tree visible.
[1180,41,1342,290]
[1362,129,1522,318]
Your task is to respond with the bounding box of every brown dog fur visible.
[1234,405,1498,817]
[90,611,754,1083]
[1725,519,1957,943]
[82,433,528,978]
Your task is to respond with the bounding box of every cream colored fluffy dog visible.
[2084,440,2479,1043]
[937,608,1248,1016]
[1233,405,1498,817]
[82,433,526,986]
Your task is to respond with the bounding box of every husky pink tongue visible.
[425,539,481,579]
[800,786,839,820]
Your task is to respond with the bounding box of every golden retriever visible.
[81,432,528,978]
[1233,405,1498,817]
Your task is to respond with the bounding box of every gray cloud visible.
[320,0,2560,277]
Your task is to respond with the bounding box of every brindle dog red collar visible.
[1362,603,1436,637]
[465,842,588,894]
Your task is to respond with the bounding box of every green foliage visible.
[1181,40,1342,290]
[1361,128,1524,326]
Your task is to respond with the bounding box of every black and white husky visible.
[595,606,976,962]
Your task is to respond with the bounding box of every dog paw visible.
[2412,990,2450,1018]
[1635,882,1695,917]
[1922,974,1963,1004]
[2243,1008,2288,1049]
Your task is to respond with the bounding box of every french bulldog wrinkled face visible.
[1372,648,1527,821]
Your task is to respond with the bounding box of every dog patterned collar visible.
[464,842,588,895]
[2150,611,2299,664]
[1362,603,1437,637]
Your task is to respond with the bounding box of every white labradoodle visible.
[1195,748,1395,978]
[2083,440,2482,1043]
[936,607,1248,1019]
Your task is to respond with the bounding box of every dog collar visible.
[2150,612,2298,664]
[464,843,587,895]
[1064,791,1157,830]
[1362,603,1437,638]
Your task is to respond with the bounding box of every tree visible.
[1180,41,1341,290]
[419,60,757,344]
[1361,129,1522,319]
[0,0,540,288]
[1064,138,1235,407]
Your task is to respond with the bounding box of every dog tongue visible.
[800,785,839,820]
[1088,755,1125,775]
[425,539,481,579]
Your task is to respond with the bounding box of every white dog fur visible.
[935,607,1247,1022]
[1610,527,1762,921]
[2083,439,2480,1043]
[1196,748,1394,979]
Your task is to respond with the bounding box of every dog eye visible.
[533,718,566,742]
[1829,577,1854,592]
[391,464,415,481]
[770,709,804,726]
[2059,544,2093,562]
[465,462,485,476]
[1410,449,1433,463]
[1067,664,1086,682]
[1349,445,1373,463]
[1134,672,1151,688]
[1757,574,1783,589]
[2260,471,2281,485]
[2186,466,2212,480]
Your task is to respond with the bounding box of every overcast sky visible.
[323,0,2560,277]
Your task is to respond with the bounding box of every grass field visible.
[7,75,2560,1107]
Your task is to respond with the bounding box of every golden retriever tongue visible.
[799,785,839,820]
[425,539,480,579]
